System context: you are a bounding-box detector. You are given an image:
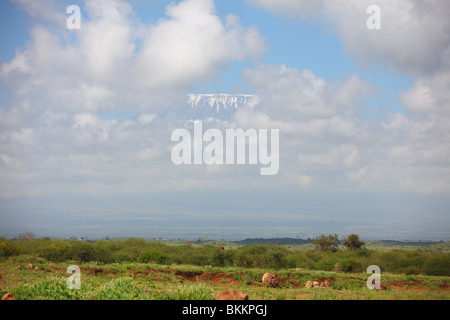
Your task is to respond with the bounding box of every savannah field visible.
[1,237,449,300]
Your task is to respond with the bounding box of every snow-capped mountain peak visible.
[182,94,253,120]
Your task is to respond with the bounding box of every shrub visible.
[137,250,172,265]
[210,250,233,267]
[263,251,291,270]
[68,243,99,263]
[41,242,72,262]
[424,255,450,276]
[235,253,253,268]
[399,266,421,275]
[316,258,337,271]
[355,248,371,257]
[339,259,362,273]
[0,239,19,258]
[184,253,210,266]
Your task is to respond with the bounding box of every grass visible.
[1,258,449,300]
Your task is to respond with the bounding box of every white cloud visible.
[249,0,450,76]
[0,0,449,200]
[10,128,34,145]
[1,0,265,114]
[138,113,156,125]
[131,0,264,88]
[399,67,450,116]
[242,65,375,120]
[247,0,450,120]
[235,64,450,194]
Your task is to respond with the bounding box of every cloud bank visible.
[0,0,449,200]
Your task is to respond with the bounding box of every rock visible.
[262,273,279,288]
[306,280,330,289]
[215,290,248,300]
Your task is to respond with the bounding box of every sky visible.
[0,0,449,241]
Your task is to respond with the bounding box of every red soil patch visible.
[318,276,337,283]
[173,270,239,286]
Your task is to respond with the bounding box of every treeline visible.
[235,238,314,245]
[0,237,449,276]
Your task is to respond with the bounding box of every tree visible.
[17,232,35,241]
[342,234,365,250]
[313,234,339,252]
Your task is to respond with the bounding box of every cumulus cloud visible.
[242,65,375,119]
[399,66,450,116]
[249,0,450,75]
[0,0,267,197]
[1,0,265,114]
[131,1,264,88]
[247,0,450,126]
[0,0,449,201]
[234,64,450,194]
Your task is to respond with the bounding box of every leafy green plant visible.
[155,283,214,300]
[339,259,362,273]
[424,255,450,276]
[0,239,19,258]
[137,250,172,265]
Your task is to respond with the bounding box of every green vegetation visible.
[312,234,340,252]
[342,234,365,250]
[1,236,449,276]
[1,258,448,300]
[0,235,448,301]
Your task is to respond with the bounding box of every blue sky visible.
[0,0,449,241]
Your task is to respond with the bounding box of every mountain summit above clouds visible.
[181,94,254,120]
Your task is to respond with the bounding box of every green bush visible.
[41,247,68,262]
[399,266,421,275]
[263,251,290,270]
[41,242,72,262]
[339,259,362,273]
[424,255,450,276]
[235,253,254,268]
[210,250,233,267]
[0,239,19,258]
[137,250,172,265]
[69,243,100,263]
[316,258,337,271]
[355,248,371,257]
